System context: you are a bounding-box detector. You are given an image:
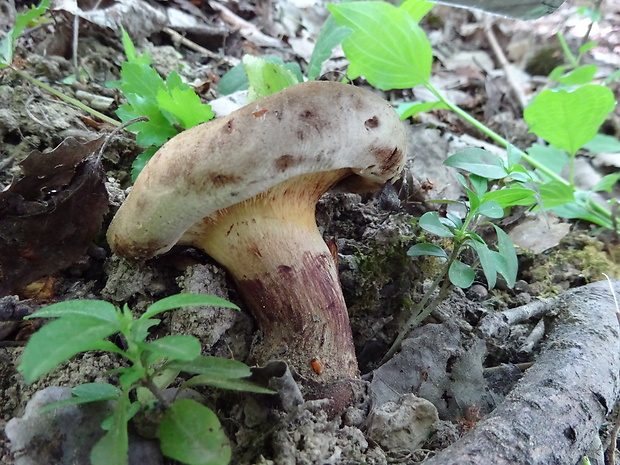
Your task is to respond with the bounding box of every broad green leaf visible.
[183,375,276,394]
[142,335,201,362]
[72,382,122,400]
[218,56,302,95]
[493,225,517,288]
[243,55,300,103]
[549,64,597,86]
[130,318,160,344]
[163,356,251,379]
[525,143,570,177]
[444,149,508,179]
[419,212,455,238]
[307,15,352,81]
[395,100,449,119]
[157,73,214,128]
[19,316,122,383]
[407,243,447,258]
[583,134,620,154]
[141,294,239,321]
[524,85,615,155]
[469,174,488,195]
[592,172,620,193]
[0,0,50,68]
[118,367,147,391]
[40,383,121,413]
[328,1,432,90]
[118,62,163,104]
[477,200,504,219]
[448,260,475,288]
[445,213,463,229]
[116,95,178,147]
[551,202,613,229]
[482,187,537,208]
[538,180,575,208]
[470,240,497,289]
[159,399,231,465]
[400,0,434,22]
[91,392,130,465]
[26,300,119,325]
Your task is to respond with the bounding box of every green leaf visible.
[550,64,598,86]
[141,294,239,321]
[592,172,620,193]
[328,1,432,90]
[395,100,449,119]
[142,335,202,362]
[399,0,434,22]
[120,26,151,65]
[307,15,352,81]
[524,85,615,155]
[0,0,50,68]
[551,202,613,229]
[538,180,575,208]
[448,260,475,288]
[444,149,508,179]
[469,174,488,195]
[525,143,570,177]
[219,56,302,95]
[91,392,130,465]
[243,55,300,103]
[469,240,497,289]
[407,243,447,258]
[116,96,178,147]
[481,187,537,208]
[183,375,275,394]
[40,383,122,413]
[131,146,158,181]
[583,134,620,154]
[419,212,455,238]
[493,225,517,288]
[158,399,231,465]
[477,200,504,218]
[157,84,214,129]
[163,356,252,379]
[26,300,120,325]
[19,316,122,383]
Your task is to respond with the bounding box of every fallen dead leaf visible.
[0,137,108,297]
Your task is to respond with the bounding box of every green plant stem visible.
[381,242,460,364]
[11,66,121,127]
[557,31,578,68]
[424,82,615,229]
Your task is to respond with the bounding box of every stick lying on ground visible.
[423,279,620,465]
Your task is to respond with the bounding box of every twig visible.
[209,0,283,48]
[580,0,604,49]
[163,27,239,66]
[483,17,528,110]
[96,116,148,164]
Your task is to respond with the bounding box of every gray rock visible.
[5,386,162,465]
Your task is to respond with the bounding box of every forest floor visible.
[1,0,620,464]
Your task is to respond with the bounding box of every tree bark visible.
[423,280,620,465]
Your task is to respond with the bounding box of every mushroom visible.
[107,81,407,387]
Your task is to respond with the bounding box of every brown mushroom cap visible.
[107,81,407,259]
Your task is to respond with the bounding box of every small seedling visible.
[383,148,529,361]
[18,293,274,465]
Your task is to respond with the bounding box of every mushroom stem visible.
[181,169,358,381]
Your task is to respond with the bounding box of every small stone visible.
[366,393,438,451]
